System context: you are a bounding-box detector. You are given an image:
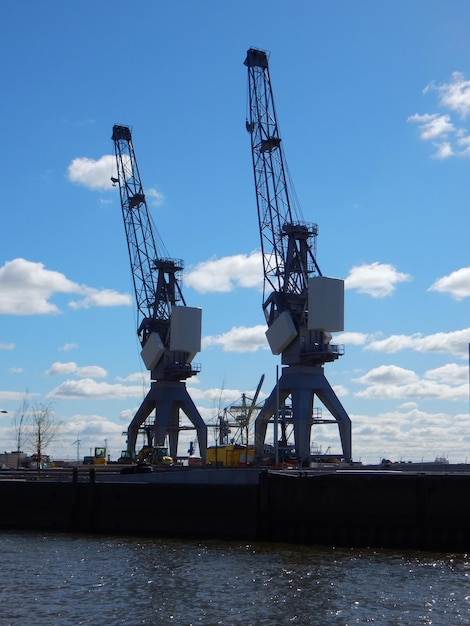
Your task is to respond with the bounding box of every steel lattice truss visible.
[112,125,184,343]
[245,49,321,324]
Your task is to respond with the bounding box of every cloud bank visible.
[0,258,132,315]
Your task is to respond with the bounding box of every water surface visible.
[0,531,469,624]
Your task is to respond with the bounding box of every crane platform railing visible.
[154,257,184,273]
[299,342,345,364]
[163,357,201,380]
[280,221,318,238]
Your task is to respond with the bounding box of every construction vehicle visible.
[136,445,173,466]
[244,48,351,465]
[86,446,107,465]
[111,125,207,462]
[117,450,136,464]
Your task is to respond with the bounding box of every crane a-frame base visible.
[127,380,207,461]
[254,365,351,465]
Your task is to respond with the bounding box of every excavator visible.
[136,445,173,466]
[117,445,173,466]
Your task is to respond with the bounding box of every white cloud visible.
[203,325,268,352]
[429,266,470,300]
[53,414,125,460]
[188,385,247,406]
[434,141,454,159]
[456,131,470,152]
[0,258,78,314]
[117,407,139,423]
[357,379,469,401]
[68,155,115,190]
[0,342,14,350]
[67,155,164,208]
[0,390,35,403]
[332,384,349,398]
[0,258,132,315]
[367,328,470,358]
[408,113,455,141]
[45,362,108,379]
[334,331,371,346]
[348,407,465,463]
[407,113,454,141]
[409,72,470,158]
[185,252,263,293]
[47,378,144,400]
[146,188,165,206]
[115,372,147,384]
[430,71,470,118]
[413,329,470,356]
[59,343,78,352]
[353,364,468,402]
[424,363,469,383]
[345,262,412,297]
[68,287,132,309]
[367,334,416,353]
[355,364,419,386]
[399,401,418,410]
[62,414,123,438]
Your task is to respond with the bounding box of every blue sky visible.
[2,0,470,463]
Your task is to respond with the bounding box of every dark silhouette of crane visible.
[244,48,351,465]
[112,124,207,461]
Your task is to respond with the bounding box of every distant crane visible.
[217,374,264,446]
[111,124,207,461]
[244,48,351,464]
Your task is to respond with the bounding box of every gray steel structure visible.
[112,125,207,461]
[244,48,351,464]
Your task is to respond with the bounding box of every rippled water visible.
[0,531,469,625]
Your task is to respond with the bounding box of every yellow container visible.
[206,444,254,467]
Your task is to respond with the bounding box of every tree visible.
[12,393,29,469]
[28,403,60,473]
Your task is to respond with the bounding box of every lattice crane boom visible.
[112,124,185,348]
[245,48,321,330]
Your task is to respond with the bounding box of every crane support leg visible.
[291,386,314,464]
[126,380,208,462]
[165,404,180,460]
[314,373,352,464]
[127,391,156,454]
[255,387,290,459]
[254,365,352,465]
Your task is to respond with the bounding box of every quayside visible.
[1,466,470,553]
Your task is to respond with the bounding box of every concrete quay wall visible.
[259,471,470,552]
[0,478,259,539]
[0,469,469,551]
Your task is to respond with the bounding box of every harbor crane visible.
[217,374,264,446]
[244,48,351,465]
[111,124,207,461]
